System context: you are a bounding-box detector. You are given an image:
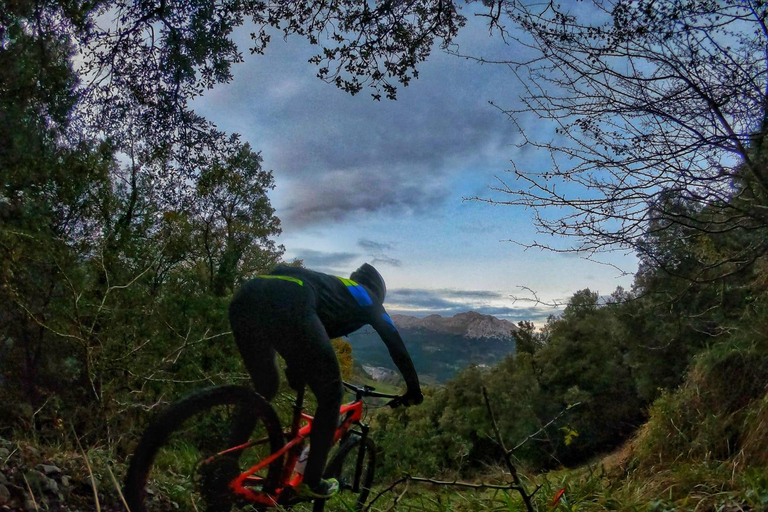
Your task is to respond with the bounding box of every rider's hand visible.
[401,387,424,407]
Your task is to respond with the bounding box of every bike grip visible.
[386,396,403,409]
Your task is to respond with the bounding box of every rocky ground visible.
[0,437,125,511]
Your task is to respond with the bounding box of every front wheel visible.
[124,385,285,512]
[324,434,376,511]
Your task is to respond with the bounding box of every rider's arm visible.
[369,309,421,396]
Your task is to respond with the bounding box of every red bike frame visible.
[205,383,395,508]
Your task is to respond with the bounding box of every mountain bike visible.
[124,381,401,512]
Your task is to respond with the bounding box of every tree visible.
[534,289,642,462]
[194,140,282,296]
[1,0,466,441]
[331,338,354,380]
[473,0,768,280]
[512,320,545,355]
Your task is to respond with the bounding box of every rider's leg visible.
[238,340,280,402]
[289,315,344,489]
[229,282,280,401]
[229,278,341,492]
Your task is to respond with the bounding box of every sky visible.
[192,7,637,324]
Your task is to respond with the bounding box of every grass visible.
[4,427,768,512]
[357,456,768,512]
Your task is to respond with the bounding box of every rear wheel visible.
[324,434,376,511]
[124,385,284,512]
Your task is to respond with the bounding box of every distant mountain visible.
[347,312,518,384]
[391,311,518,339]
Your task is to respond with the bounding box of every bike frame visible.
[217,382,393,507]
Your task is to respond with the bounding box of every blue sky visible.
[192,8,637,324]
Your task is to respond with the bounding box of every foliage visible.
[511,321,545,356]
[359,459,768,512]
[4,4,768,512]
[374,349,552,477]
[332,338,355,380]
[635,335,768,467]
[0,0,465,447]
[374,239,768,479]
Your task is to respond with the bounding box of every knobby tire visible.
[322,434,376,512]
[124,385,284,512]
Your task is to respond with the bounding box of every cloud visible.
[358,238,401,267]
[292,249,359,272]
[386,288,560,324]
[280,167,450,227]
[358,239,394,252]
[194,21,518,228]
[371,256,402,267]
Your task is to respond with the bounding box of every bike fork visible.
[352,424,370,492]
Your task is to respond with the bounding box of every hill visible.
[391,311,518,339]
[346,311,518,383]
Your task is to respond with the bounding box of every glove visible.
[401,387,424,407]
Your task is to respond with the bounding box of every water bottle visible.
[295,445,310,475]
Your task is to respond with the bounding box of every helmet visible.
[350,263,386,303]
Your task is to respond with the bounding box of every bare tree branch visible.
[466,0,768,282]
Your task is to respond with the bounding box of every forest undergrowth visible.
[2,433,767,512]
[3,332,768,512]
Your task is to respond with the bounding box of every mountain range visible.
[347,311,519,384]
[391,311,518,339]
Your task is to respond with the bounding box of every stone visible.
[23,470,45,494]
[43,477,58,493]
[85,474,100,489]
[0,484,10,505]
[40,464,61,476]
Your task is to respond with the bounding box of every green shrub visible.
[636,335,768,467]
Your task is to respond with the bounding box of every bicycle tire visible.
[124,385,284,512]
[324,434,376,511]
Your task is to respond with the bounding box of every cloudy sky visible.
[193,6,636,324]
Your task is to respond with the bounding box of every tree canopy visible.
[0,0,463,441]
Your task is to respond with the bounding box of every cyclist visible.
[228,263,423,499]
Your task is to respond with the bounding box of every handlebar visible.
[342,381,400,401]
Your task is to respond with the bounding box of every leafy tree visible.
[194,140,282,296]
[1,0,468,444]
[332,338,354,380]
[533,290,642,463]
[512,320,545,355]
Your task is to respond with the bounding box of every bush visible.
[635,335,768,467]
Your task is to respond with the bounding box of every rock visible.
[61,475,70,487]
[23,470,45,494]
[0,484,10,505]
[0,448,10,459]
[43,477,58,493]
[0,471,7,485]
[20,444,38,457]
[40,464,61,476]
[85,474,100,489]
[391,311,518,339]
